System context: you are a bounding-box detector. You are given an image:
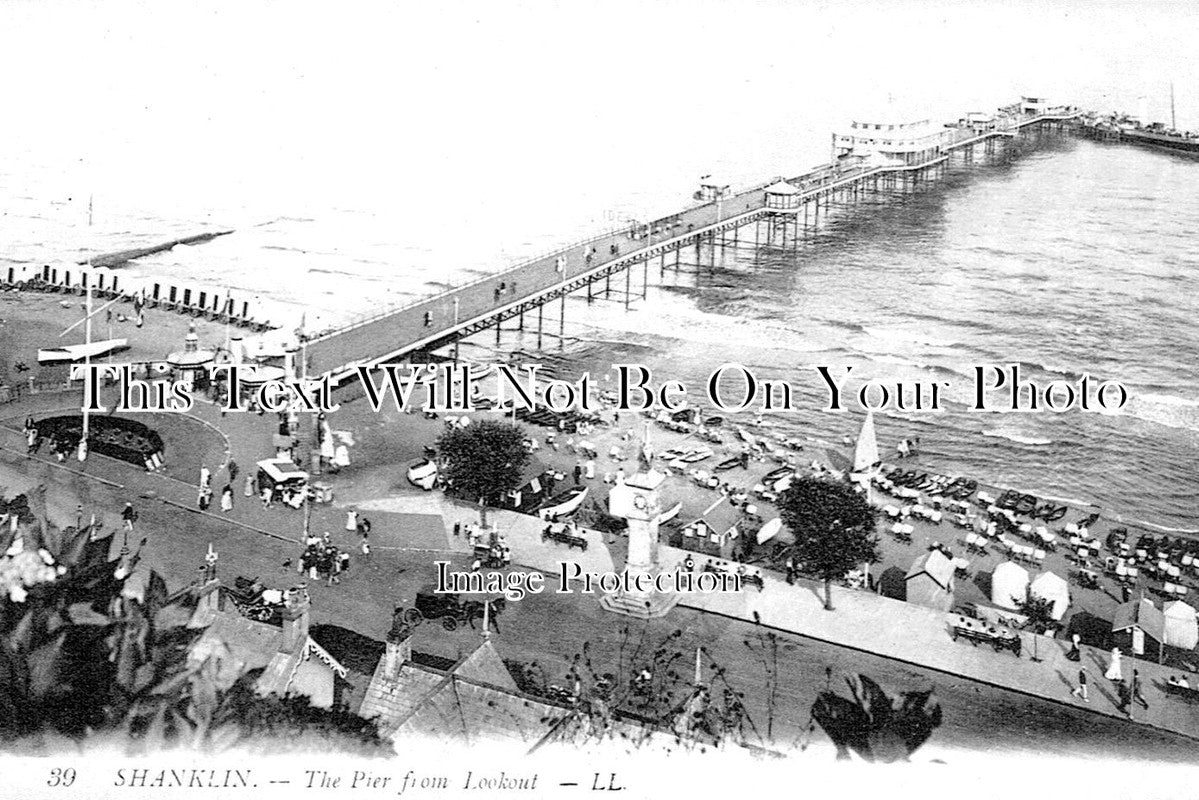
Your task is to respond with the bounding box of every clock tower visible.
[601,460,680,619]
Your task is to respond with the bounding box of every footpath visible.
[478,507,1199,742]
[4,390,1197,743]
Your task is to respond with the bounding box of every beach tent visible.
[1112,598,1166,658]
[991,561,1030,610]
[1163,600,1198,650]
[904,550,955,612]
[852,411,880,474]
[1029,571,1071,621]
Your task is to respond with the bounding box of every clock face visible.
[633,495,647,510]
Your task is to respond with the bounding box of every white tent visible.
[1029,571,1071,621]
[1164,600,1198,650]
[991,561,1029,610]
[852,411,880,474]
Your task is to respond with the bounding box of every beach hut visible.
[1112,598,1166,658]
[678,497,741,558]
[1163,601,1198,651]
[1029,571,1070,621]
[990,561,1030,610]
[904,550,955,612]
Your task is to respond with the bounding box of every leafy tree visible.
[1014,593,1056,662]
[0,497,386,755]
[777,477,879,610]
[810,673,942,762]
[436,420,530,523]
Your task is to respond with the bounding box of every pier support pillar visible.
[559,294,565,348]
[537,303,543,349]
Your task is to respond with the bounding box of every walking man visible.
[1132,670,1149,710]
[1116,679,1133,717]
[227,459,239,484]
[122,502,137,532]
[199,464,211,489]
[1071,667,1089,702]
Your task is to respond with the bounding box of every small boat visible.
[406,460,439,491]
[757,518,783,545]
[996,490,1021,510]
[784,438,805,450]
[1046,505,1068,522]
[539,486,589,521]
[659,448,687,461]
[771,474,794,493]
[703,416,724,427]
[680,447,714,463]
[1015,494,1038,516]
[763,466,794,483]
[714,456,742,471]
[656,501,682,525]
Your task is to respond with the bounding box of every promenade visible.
[3,368,1197,749]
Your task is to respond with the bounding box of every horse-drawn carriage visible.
[224,576,287,624]
[399,589,506,632]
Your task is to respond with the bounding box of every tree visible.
[436,420,530,523]
[777,477,879,611]
[0,497,386,755]
[1014,593,1056,662]
[810,673,942,762]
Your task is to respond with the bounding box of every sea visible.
[1,1,1196,532]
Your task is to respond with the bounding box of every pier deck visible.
[304,110,1080,382]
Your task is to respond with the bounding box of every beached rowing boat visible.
[539,486,588,520]
[407,459,438,491]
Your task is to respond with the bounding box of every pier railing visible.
[304,109,1080,377]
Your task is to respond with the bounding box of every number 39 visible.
[47,768,76,787]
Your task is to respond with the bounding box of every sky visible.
[0,0,1194,242]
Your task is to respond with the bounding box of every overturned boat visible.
[406,459,439,491]
[656,501,682,525]
[539,486,588,521]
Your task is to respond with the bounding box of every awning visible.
[38,338,129,364]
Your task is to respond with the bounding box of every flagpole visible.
[78,194,94,462]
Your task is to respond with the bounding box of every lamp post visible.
[452,297,460,364]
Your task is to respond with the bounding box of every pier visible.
[303,102,1080,384]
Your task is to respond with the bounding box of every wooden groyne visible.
[77,229,234,268]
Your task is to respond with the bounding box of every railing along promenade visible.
[304,108,1080,382]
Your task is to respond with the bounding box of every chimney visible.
[383,624,414,680]
[280,586,311,652]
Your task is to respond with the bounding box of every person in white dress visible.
[1104,646,1123,682]
[346,509,358,533]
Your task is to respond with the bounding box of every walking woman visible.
[1105,646,1123,682]
[220,484,234,513]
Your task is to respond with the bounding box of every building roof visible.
[189,583,345,701]
[763,181,800,195]
[905,550,954,590]
[360,638,569,750]
[1164,600,1196,620]
[1112,598,1166,638]
[692,497,740,537]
